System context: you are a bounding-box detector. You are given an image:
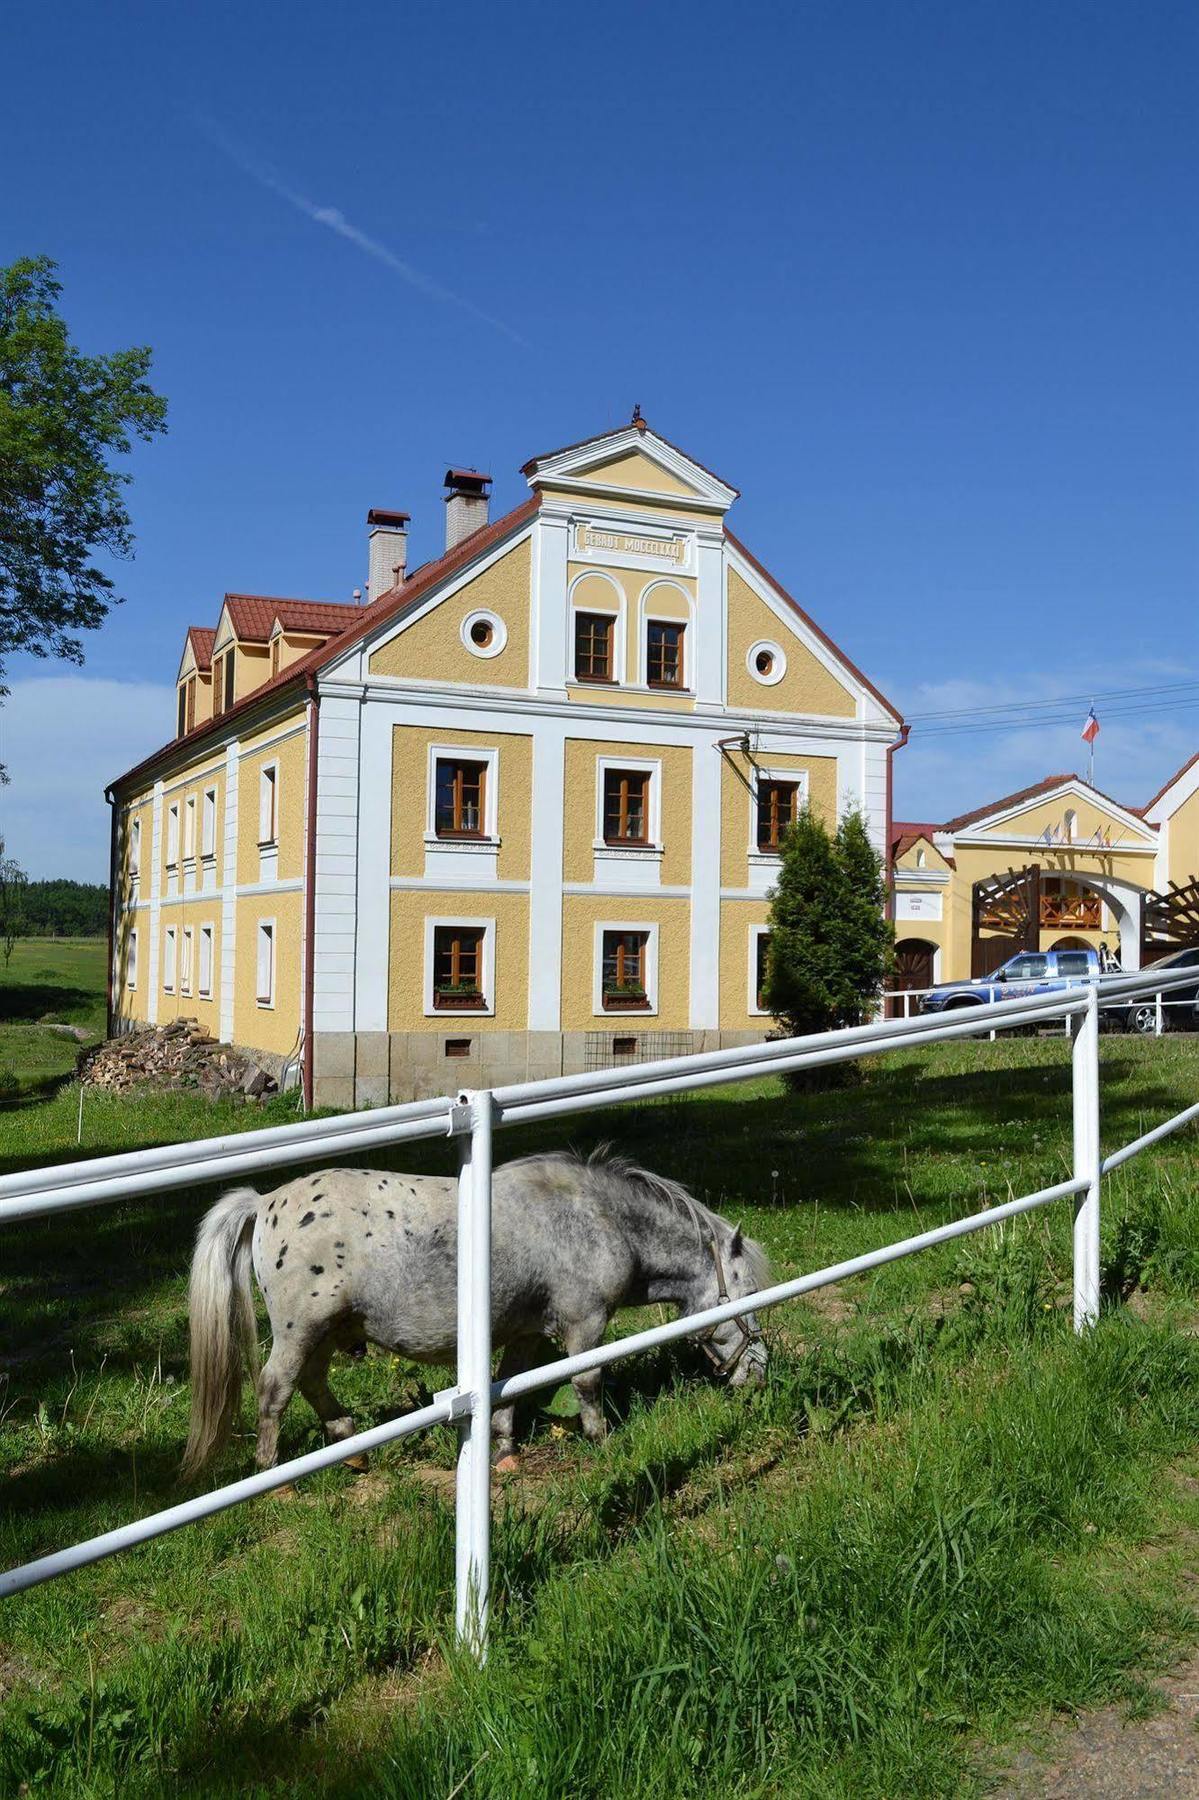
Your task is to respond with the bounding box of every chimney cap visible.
[443,468,492,497]
[367,507,410,527]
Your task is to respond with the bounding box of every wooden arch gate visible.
[971,864,1040,978]
[1142,878,1199,962]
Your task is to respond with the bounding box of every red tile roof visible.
[1141,749,1199,817]
[110,496,541,792]
[186,627,215,672]
[940,773,1154,835]
[891,821,943,860]
[223,596,364,642]
[940,774,1078,833]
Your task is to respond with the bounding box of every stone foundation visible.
[311,1028,773,1110]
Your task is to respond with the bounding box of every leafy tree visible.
[762,805,894,1073]
[0,256,167,770]
[0,838,27,968]
[17,878,109,938]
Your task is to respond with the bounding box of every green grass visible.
[0,1012,1197,1792]
[0,937,108,1105]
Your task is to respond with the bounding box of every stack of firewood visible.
[79,1019,279,1101]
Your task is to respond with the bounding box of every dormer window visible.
[222,652,235,712]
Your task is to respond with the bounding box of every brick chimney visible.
[444,469,491,551]
[367,508,409,601]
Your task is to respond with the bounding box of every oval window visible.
[470,618,494,649]
[755,649,774,677]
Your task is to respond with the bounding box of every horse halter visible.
[695,1231,766,1377]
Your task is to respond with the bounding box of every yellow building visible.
[890,761,1199,992]
[108,416,904,1105]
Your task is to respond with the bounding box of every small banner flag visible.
[1081,706,1100,744]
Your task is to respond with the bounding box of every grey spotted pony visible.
[181,1150,770,1477]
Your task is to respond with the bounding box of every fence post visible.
[1070,986,1101,1331]
[1155,989,1164,1036]
[454,1089,494,1657]
[903,991,911,1020]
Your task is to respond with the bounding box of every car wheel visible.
[1127,1003,1158,1036]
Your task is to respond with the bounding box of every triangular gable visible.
[893,828,952,871]
[955,777,1157,846]
[724,533,902,725]
[523,420,738,513]
[211,604,237,654]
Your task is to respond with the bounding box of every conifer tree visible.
[832,808,894,1025]
[762,805,894,1054]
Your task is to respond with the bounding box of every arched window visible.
[915,848,926,868]
[1064,808,1078,842]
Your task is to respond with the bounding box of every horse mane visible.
[506,1146,770,1287]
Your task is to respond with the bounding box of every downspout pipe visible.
[884,723,911,922]
[302,675,320,1111]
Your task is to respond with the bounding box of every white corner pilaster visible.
[312,694,362,1033]
[353,702,393,1033]
[527,721,566,1029]
[219,742,239,1042]
[689,735,722,1028]
[694,530,726,708]
[147,781,163,1024]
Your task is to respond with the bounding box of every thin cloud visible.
[196,115,528,347]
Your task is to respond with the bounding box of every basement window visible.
[612,1035,638,1057]
[444,1038,473,1058]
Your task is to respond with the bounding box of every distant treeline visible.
[14,880,109,938]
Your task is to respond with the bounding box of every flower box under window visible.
[602,984,649,1011]
[434,983,487,1011]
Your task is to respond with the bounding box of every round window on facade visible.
[747,639,787,686]
[461,610,507,658]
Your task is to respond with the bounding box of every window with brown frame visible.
[223,651,235,712]
[601,930,650,1010]
[602,769,649,846]
[755,931,772,1009]
[646,620,685,688]
[574,611,614,682]
[434,759,487,838]
[756,779,800,852]
[433,925,486,1009]
[177,684,188,737]
[270,636,281,677]
[212,652,227,719]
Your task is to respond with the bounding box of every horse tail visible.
[181,1187,261,1478]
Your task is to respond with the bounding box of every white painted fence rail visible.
[2,966,1198,1659]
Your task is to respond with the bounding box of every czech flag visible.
[1081,706,1100,744]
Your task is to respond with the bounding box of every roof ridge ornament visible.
[631,403,645,431]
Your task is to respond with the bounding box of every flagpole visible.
[1088,698,1094,786]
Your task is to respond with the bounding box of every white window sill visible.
[422,835,502,854]
[593,842,663,859]
[256,999,275,1010]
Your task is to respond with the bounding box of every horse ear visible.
[730,1225,743,1257]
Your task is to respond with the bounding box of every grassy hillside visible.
[0,938,108,1104]
[0,1034,1197,1794]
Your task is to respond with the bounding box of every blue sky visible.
[3,1,1197,877]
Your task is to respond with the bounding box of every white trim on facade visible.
[219,741,239,1042]
[748,922,771,1017]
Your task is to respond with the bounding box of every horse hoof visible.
[343,1453,370,1474]
[494,1452,521,1475]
